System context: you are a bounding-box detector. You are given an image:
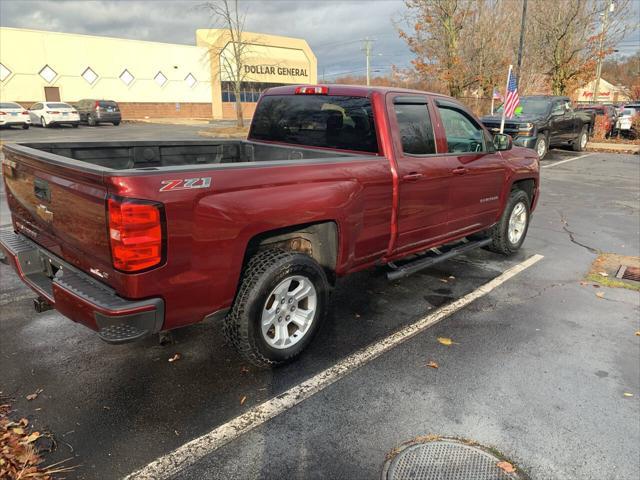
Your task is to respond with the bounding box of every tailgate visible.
[2,144,113,276]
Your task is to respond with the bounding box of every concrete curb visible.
[587,142,639,154]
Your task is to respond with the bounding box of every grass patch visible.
[586,253,640,291]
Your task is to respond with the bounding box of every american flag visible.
[503,70,519,118]
[492,87,503,100]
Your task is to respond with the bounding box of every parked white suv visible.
[0,102,31,129]
[28,102,80,128]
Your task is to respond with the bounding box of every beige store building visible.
[0,27,317,119]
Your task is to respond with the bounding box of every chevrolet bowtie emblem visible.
[36,204,54,222]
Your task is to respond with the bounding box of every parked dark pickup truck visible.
[1,85,539,367]
[481,96,594,159]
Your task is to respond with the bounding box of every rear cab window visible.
[249,94,379,153]
[392,97,436,155]
[0,103,21,109]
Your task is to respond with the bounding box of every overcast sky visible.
[1,0,638,80]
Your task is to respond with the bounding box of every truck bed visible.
[20,140,357,170]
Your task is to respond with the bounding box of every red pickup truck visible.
[1,85,539,367]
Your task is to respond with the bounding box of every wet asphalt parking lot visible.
[1,123,639,480]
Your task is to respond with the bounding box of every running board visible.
[386,238,492,281]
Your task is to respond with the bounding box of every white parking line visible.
[542,153,592,169]
[126,254,544,480]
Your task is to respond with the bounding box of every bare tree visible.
[398,0,522,98]
[202,0,249,127]
[527,0,631,95]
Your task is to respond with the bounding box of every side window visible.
[31,103,42,110]
[437,106,485,153]
[393,102,435,155]
[551,102,564,115]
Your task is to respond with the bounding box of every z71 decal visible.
[159,177,212,192]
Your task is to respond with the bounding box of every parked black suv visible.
[76,99,121,126]
[481,96,594,159]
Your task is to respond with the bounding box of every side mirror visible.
[493,133,513,151]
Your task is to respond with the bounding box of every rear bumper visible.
[96,113,122,122]
[0,229,164,344]
[0,118,31,125]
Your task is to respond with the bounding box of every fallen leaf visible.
[240,366,249,374]
[355,313,361,318]
[26,389,43,401]
[623,392,634,397]
[25,432,41,443]
[496,461,516,473]
[579,281,588,286]
[598,271,609,277]
[596,291,605,299]
[437,337,454,346]
[592,284,600,288]
[19,418,28,427]
[240,396,247,406]
[426,361,439,369]
[448,275,455,280]
[168,353,181,363]
[439,278,449,283]
[635,331,640,336]
[12,427,24,435]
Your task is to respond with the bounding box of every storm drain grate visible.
[383,438,523,480]
[616,265,640,282]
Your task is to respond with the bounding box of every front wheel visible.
[113,121,120,126]
[534,133,548,159]
[572,126,588,152]
[40,116,48,128]
[486,189,531,255]
[224,249,329,368]
[88,115,97,126]
[22,124,30,130]
[72,123,79,128]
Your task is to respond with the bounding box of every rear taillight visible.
[95,101,100,111]
[0,112,5,115]
[108,198,164,272]
[71,110,78,114]
[295,86,328,95]
[46,111,60,114]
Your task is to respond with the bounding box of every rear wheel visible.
[88,115,97,126]
[72,123,79,128]
[486,189,531,255]
[22,124,29,130]
[224,249,329,368]
[572,126,588,152]
[113,121,120,126]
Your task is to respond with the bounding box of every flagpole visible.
[499,64,512,134]
[491,93,495,116]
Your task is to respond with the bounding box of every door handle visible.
[452,167,468,175]
[402,172,423,182]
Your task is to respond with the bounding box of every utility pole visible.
[592,0,614,103]
[362,38,373,86]
[515,0,528,83]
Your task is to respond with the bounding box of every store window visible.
[221,81,286,103]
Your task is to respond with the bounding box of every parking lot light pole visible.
[592,0,615,103]
[515,0,528,83]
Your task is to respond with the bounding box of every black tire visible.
[40,116,48,128]
[572,126,588,152]
[22,124,29,130]
[88,115,97,126]
[72,123,79,128]
[486,189,531,255]
[534,132,548,159]
[113,121,120,126]
[224,249,329,368]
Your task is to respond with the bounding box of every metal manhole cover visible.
[383,438,524,480]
